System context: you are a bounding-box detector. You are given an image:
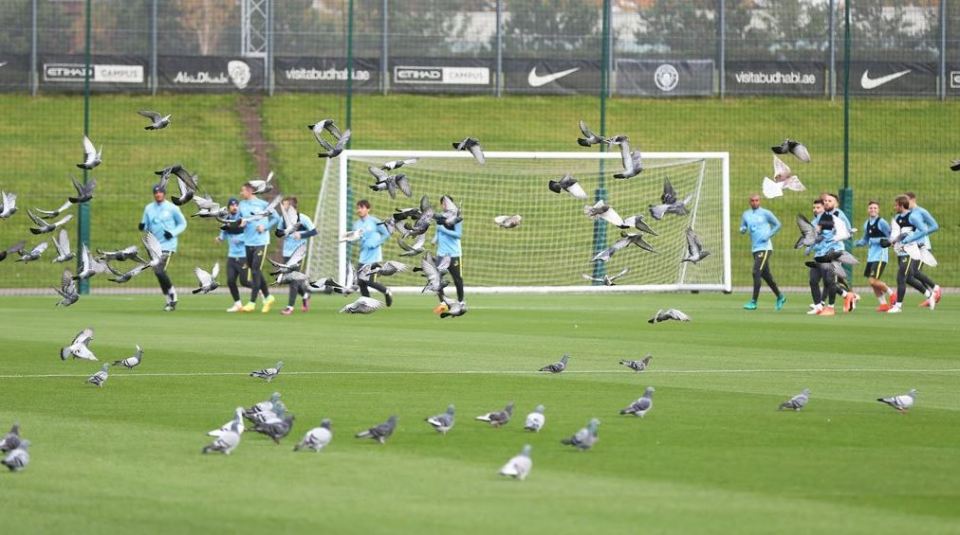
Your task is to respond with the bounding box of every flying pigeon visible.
[202,420,241,454]
[77,135,101,170]
[74,244,109,281]
[619,213,658,235]
[762,156,806,199]
[494,215,522,228]
[877,389,917,413]
[138,110,171,130]
[250,361,283,382]
[649,179,693,220]
[87,364,110,387]
[397,233,426,257]
[1,440,29,472]
[0,190,16,218]
[55,269,79,307]
[577,120,605,147]
[794,214,817,251]
[425,405,455,435]
[771,139,811,162]
[610,139,643,179]
[418,252,449,296]
[247,195,283,220]
[368,166,412,199]
[381,158,418,171]
[105,262,151,284]
[561,418,600,450]
[648,308,691,324]
[592,232,656,262]
[476,402,514,428]
[0,240,25,262]
[209,408,245,438]
[584,200,624,227]
[539,354,569,373]
[268,244,307,276]
[582,267,629,286]
[681,227,710,263]
[620,387,655,417]
[50,229,74,263]
[523,405,546,432]
[141,233,164,267]
[951,159,960,171]
[194,195,227,218]
[193,262,220,294]
[398,196,435,237]
[16,241,48,263]
[547,174,588,200]
[97,245,141,262]
[155,165,199,206]
[498,444,533,481]
[452,137,485,164]
[0,423,21,453]
[35,200,72,218]
[436,195,461,231]
[317,128,351,158]
[244,393,284,418]
[27,210,72,235]
[68,176,96,204]
[112,345,143,369]
[247,171,275,195]
[438,296,467,319]
[779,389,810,411]
[355,415,397,444]
[339,296,385,314]
[360,260,408,278]
[307,119,342,142]
[294,419,333,452]
[254,414,295,444]
[619,355,652,372]
[340,229,364,242]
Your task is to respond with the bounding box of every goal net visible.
[308,150,730,293]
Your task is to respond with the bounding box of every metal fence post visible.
[151,0,158,96]
[345,0,354,140]
[78,0,93,295]
[718,0,725,98]
[267,0,274,95]
[829,0,836,101]
[30,0,38,96]
[381,0,388,95]
[940,0,947,101]
[495,0,503,97]
[593,0,612,283]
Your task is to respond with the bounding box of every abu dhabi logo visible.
[860,69,911,90]
[527,66,579,87]
[654,64,679,92]
[227,60,251,89]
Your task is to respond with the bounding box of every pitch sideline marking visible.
[0,368,958,379]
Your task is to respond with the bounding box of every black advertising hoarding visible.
[389,58,493,94]
[616,59,713,97]
[0,54,28,92]
[503,59,601,95]
[40,55,147,91]
[725,61,825,96]
[274,57,378,92]
[949,65,960,98]
[841,61,936,97]
[158,56,264,92]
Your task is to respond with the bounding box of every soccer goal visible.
[308,150,731,293]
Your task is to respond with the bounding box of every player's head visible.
[812,198,824,215]
[283,196,298,211]
[822,193,838,211]
[867,200,879,218]
[152,184,166,203]
[748,194,761,209]
[895,195,910,212]
[356,199,370,218]
[240,182,255,199]
[904,191,917,208]
[227,197,239,214]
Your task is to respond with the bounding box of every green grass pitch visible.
[1,293,958,533]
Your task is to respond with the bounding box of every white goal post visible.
[309,150,731,293]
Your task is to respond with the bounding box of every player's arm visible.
[170,206,187,237]
[765,210,781,237]
[298,216,318,240]
[903,212,930,244]
[922,210,939,235]
[138,206,148,231]
[855,221,868,247]
[739,212,748,234]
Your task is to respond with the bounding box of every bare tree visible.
[176,0,237,56]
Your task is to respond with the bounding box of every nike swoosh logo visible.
[860,69,911,89]
[528,66,580,88]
